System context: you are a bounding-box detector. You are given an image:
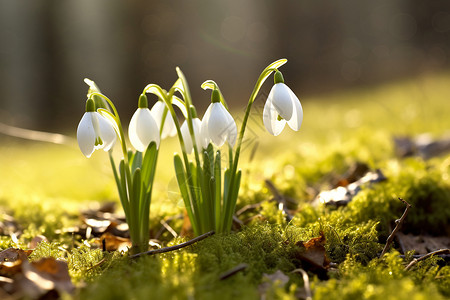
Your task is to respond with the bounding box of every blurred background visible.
[0,0,449,132]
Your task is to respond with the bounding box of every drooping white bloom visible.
[151,101,177,139]
[201,102,237,148]
[77,106,117,158]
[180,118,202,154]
[129,108,160,151]
[263,77,303,136]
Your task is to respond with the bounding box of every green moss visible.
[314,251,449,299]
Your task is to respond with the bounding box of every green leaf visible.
[130,151,142,174]
[172,95,188,118]
[144,84,167,100]
[174,154,198,235]
[251,58,287,104]
[141,142,158,187]
[214,150,222,231]
[110,154,129,218]
[118,160,130,221]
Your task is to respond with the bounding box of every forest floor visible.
[0,72,449,299]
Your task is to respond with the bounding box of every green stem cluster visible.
[90,92,159,255]
[148,59,287,236]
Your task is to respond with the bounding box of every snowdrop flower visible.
[201,89,237,148]
[263,71,303,136]
[180,106,202,154]
[151,101,177,139]
[128,94,160,151]
[77,98,117,158]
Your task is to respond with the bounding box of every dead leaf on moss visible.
[397,233,450,254]
[96,232,131,252]
[29,235,49,250]
[0,248,31,263]
[15,257,74,299]
[315,169,387,206]
[0,213,21,236]
[295,233,330,270]
[394,133,450,159]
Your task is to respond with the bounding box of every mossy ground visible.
[1,72,450,299]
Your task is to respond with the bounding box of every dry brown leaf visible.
[15,257,74,299]
[29,235,49,250]
[295,233,330,270]
[397,233,450,254]
[98,232,132,252]
[0,248,31,263]
[315,169,387,206]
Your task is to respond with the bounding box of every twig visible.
[236,203,262,216]
[380,198,411,258]
[0,122,74,145]
[129,231,215,259]
[291,268,312,300]
[160,219,178,238]
[404,248,450,271]
[219,263,248,280]
[264,179,294,220]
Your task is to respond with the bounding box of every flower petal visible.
[181,118,203,154]
[224,112,237,147]
[200,104,213,148]
[97,113,117,151]
[268,83,293,120]
[77,112,96,158]
[207,103,236,147]
[180,121,193,154]
[129,108,160,152]
[263,97,286,136]
[286,88,303,131]
[151,101,177,139]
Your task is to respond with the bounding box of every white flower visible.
[151,101,177,139]
[128,108,160,152]
[263,81,303,136]
[201,102,237,148]
[180,118,202,154]
[77,102,117,158]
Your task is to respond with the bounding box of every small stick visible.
[264,180,294,220]
[404,248,450,271]
[291,268,312,300]
[380,198,411,258]
[219,263,248,280]
[129,231,215,259]
[160,219,178,238]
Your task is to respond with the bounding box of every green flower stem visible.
[223,59,288,233]
[89,91,155,253]
[145,83,201,235]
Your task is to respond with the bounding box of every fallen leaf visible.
[397,233,450,254]
[0,213,21,236]
[15,257,74,299]
[97,232,131,252]
[0,248,31,263]
[315,169,387,206]
[29,235,49,250]
[295,233,330,270]
[394,133,450,159]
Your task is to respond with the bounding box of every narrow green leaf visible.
[110,154,129,219]
[251,59,287,104]
[130,151,142,174]
[214,151,222,231]
[174,154,199,235]
[141,142,158,186]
